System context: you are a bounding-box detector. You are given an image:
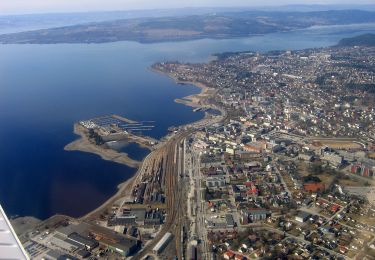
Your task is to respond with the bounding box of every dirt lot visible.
[311,140,363,150]
[337,177,367,187]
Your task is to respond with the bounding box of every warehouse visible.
[55,222,139,257]
[153,232,173,254]
[86,223,139,256]
[67,232,99,250]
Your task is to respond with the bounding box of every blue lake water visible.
[0,24,374,219]
[118,143,150,161]
[107,142,151,161]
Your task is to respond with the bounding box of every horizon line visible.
[1,3,375,17]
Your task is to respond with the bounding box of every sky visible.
[0,0,374,15]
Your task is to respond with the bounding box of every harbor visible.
[79,115,158,145]
[65,115,159,169]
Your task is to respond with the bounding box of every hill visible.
[338,33,375,47]
[0,10,375,44]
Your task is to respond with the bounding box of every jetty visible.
[79,115,158,147]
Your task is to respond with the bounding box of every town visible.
[152,45,375,259]
[15,44,375,259]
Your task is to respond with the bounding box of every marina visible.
[79,115,158,148]
[80,115,156,135]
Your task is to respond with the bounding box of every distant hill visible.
[0,10,375,44]
[338,33,375,46]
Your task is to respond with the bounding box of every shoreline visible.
[12,66,216,225]
[150,66,220,111]
[64,124,142,169]
[79,68,215,220]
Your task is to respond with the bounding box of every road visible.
[192,147,210,259]
[257,225,348,259]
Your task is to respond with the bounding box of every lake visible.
[0,23,374,219]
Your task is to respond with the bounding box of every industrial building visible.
[108,208,163,227]
[153,232,173,254]
[45,250,78,260]
[56,222,139,257]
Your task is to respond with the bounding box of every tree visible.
[309,163,323,175]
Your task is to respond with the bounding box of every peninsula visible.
[64,115,158,168]
[338,33,375,47]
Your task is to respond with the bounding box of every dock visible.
[80,115,155,133]
[79,115,159,147]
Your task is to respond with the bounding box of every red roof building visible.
[243,144,262,153]
[331,204,340,213]
[224,251,235,259]
[304,182,325,192]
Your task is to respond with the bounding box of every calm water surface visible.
[0,24,374,219]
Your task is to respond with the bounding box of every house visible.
[224,251,235,259]
[331,204,340,213]
[245,182,258,196]
[235,254,247,260]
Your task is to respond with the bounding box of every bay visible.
[0,24,374,219]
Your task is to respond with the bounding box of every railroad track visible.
[136,131,191,259]
[137,106,228,259]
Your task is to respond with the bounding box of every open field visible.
[311,140,364,150]
[337,177,368,187]
[11,217,41,236]
[296,161,336,185]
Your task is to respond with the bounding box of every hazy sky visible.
[1,0,374,15]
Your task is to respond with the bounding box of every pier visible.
[79,115,159,148]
